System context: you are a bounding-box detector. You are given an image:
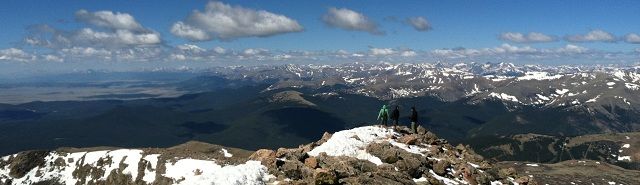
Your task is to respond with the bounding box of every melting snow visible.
[622,144,630,148]
[617,156,632,161]
[0,149,272,185]
[525,163,539,167]
[517,72,563,81]
[626,83,639,90]
[586,95,601,103]
[606,82,616,86]
[164,159,270,185]
[221,148,233,157]
[489,92,519,102]
[555,89,569,95]
[307,126,431,166]
[307,126,395,165]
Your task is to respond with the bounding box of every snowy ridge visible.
[0,126,539,185]
[0,149,272,185]
[211,62,640,110]
[307,126,431,166]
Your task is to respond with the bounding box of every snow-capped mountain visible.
[0,126,529,185]
[203,62,640,111]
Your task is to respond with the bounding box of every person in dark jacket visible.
[391,106,400,127]
[410,106,419,133]
[377,105,389,126]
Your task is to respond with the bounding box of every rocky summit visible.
[0,125,531,185]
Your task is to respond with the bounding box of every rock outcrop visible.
[0,126,530,185]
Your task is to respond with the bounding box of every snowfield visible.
[307,126,397,165]
[0,149,272,185]
[307,126,435,165]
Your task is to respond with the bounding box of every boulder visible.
[498,167,517,179]
[515,176,537,185]
[249,149,277,167]
[276,148,308,161]
[317,132,333,145]
[433,160,451,176]
[315,153,376,178]
[313,168,337,184]
[304,157,318,169]
[339,170,415,185]
[398,134,419,145]
[366,142,399,164]
[280,160,313,180]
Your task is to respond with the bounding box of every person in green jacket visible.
[377,105,389,126]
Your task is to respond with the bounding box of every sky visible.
[0,0,640,74]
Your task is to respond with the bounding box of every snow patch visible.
[307,126,396,165]
[517,72,563,81]
[221,148,233,158]
[488,92,519,102]
[163,159,271,185]
[555,89,569,95]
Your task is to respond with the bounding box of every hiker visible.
[410,106,419,133]
[377,105,389,126]
[391,105,400,127]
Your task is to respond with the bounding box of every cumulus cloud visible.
[405,17,431,31]
[212,47,227,54]
[499,32,556,43]
[431,43,590,59]
[322,7,382,35]
[565,30,616,42]
[26,9,162,50]
[171,1,303,41]
[75,9,145,31]
[369,48,395,56]
[400,50,417,57]
[554,44,588,54]
[0,48,36,62]
[18,9,165,63]
[624,33,640,44]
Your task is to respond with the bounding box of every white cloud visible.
[176,44,205,53]
[400,50,417,57]
[213,47,227,54]
[60,46,112,57]
[431,43,590,59]
[75,9,145,31]
[369,48,395,56]
[0,48,35,62]
[171,1,303,41]
[65,28,161,47]
[635,48,640,53]
[43,54,63,62]
[170,22,211,41]
[566,30,616,42]
[492,43,537,54]
[406,17,431,31]
[242,48,269,56]
[322,7,382,35]
[499,32,556,43]
[554,44,588,54]
[624,33,640,44]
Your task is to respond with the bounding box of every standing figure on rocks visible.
[410,106,419,133]
[377,105,389,126]
[391,106,400,127]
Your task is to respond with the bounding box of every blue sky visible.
[0,0,639,73]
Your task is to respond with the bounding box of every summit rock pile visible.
[0,125,533,185]
[250,125,533,185]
